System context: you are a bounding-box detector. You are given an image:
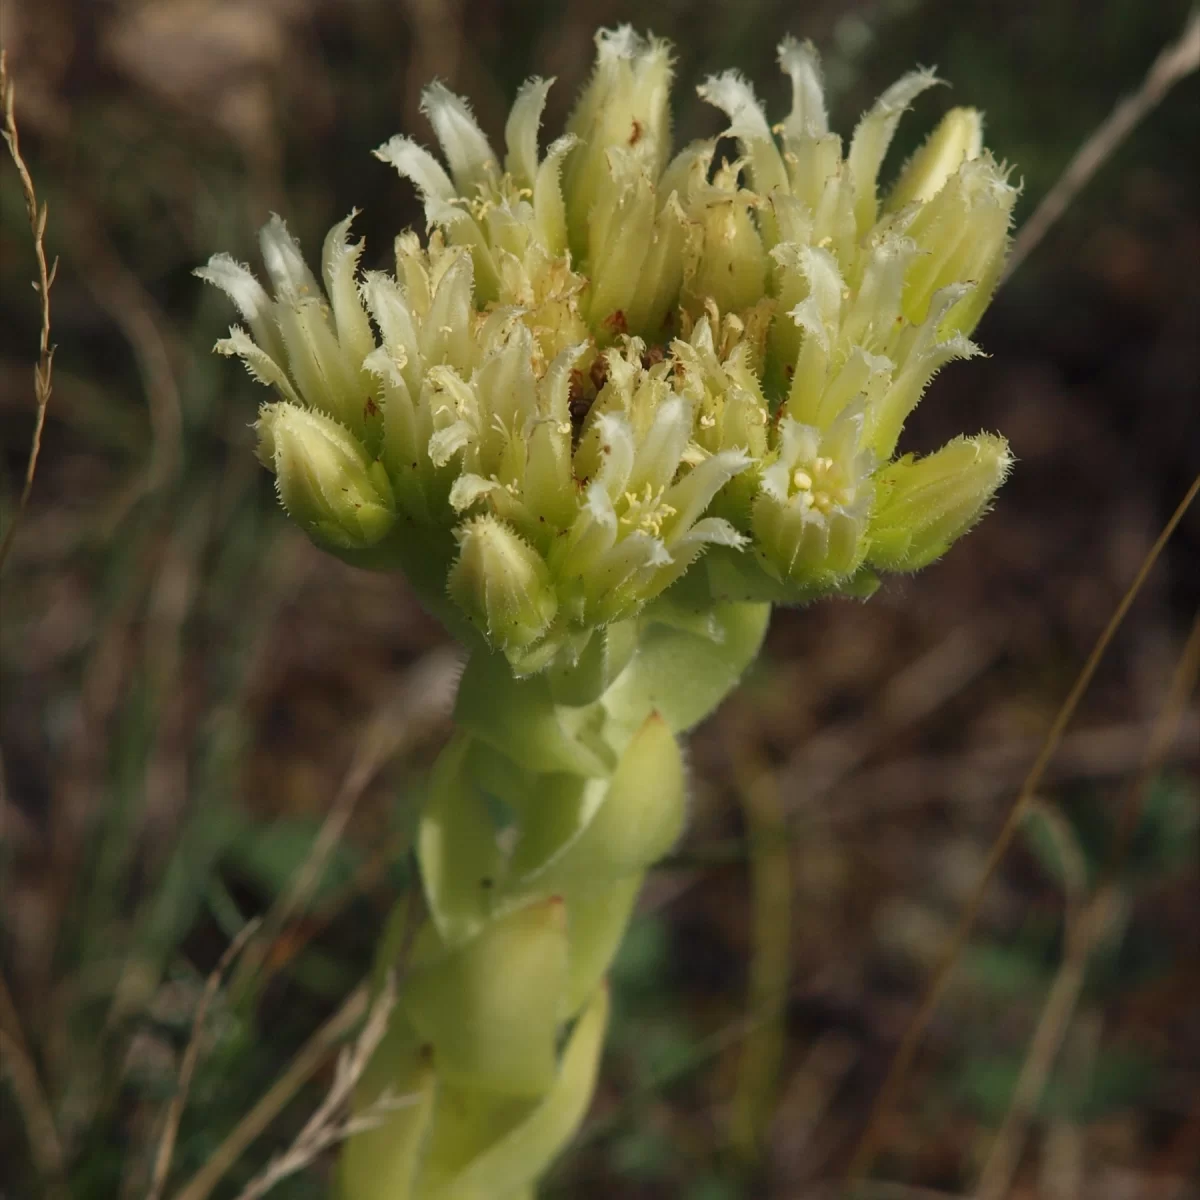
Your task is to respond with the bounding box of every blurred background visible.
[1,0,1197,1197]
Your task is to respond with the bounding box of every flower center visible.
[791,455,854,514]
[619,483,676,537]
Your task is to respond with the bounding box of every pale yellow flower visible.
[201,26,1016,668]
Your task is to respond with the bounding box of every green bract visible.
[202,25,1016,1199]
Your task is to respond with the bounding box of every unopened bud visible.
[900,153,1017,334]
[563,26,674,259]
[256,402,395,551]
[448,516,558,653]
[887,106,983,210]
[684,175,769,317]
[868,433,1012,571]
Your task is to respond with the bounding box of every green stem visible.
[339,601,769,1199]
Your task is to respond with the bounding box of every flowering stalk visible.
[202,27,1015,1196]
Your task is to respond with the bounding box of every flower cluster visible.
[201,26,1014,673]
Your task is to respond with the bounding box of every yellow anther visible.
[619,483,676,537]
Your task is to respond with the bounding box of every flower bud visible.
[563,26,674,261]
[868,433,1012,571]
[256,402,395,551]
[683,160,769,317]
[448,516,558,655]
[887,106,983,209]
[900,153,1017,335]
[583,148,658,330]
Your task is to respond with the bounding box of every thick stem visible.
[340,602,769,1199]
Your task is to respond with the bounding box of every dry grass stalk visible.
[0,972,67,1199]
[0,48,58,573]
[0,44,63,1160]
[230,970,417,1200]
[973,805,1101,1200]
[1104,607,1200,883]
[972,683,1200,1200]
[170,983,371,1200]
[229,646,458,998]
[844,474,1200,1188]
[172,894,423,1200]
[976,898,1117,1200]
[983,604,1200,1200]
[1004,10,1200,282]
[146,918,262,1200]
